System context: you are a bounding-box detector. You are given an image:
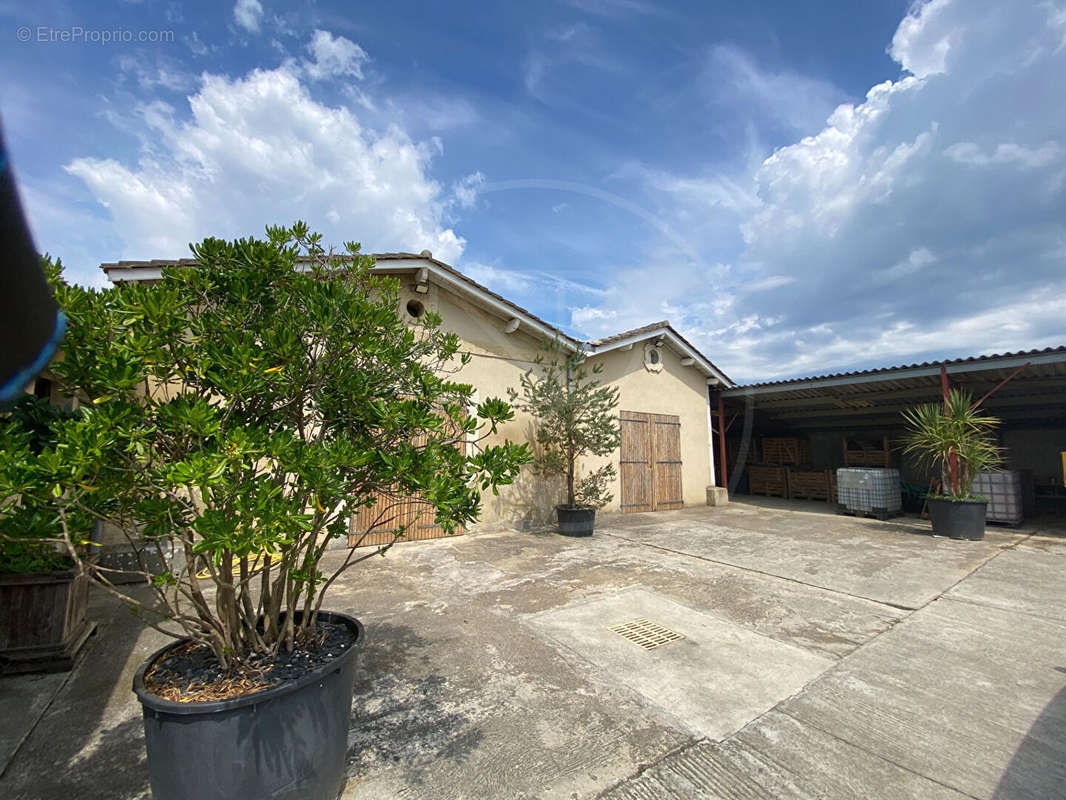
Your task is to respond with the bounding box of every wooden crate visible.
[761,437,810,465]
[748,465,789,497]
[787,468,834,501]
[843,436,891,467]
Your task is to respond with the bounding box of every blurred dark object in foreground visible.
[0,116,63,403]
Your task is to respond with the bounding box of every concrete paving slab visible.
[779,597,1066,798]
[0,586,165,800]
[946,536,1066,623]
[0,671,67,776]
[527,587,833,740]
[418,527,904,660]
[341,604,687,799]
[605,710,972,800]
[602,500,1022,609]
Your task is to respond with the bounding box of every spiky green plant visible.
[901,389,1002,500]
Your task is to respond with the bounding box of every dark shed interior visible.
[714,347,1066,519]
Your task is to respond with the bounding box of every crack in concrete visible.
[599,525,1039,798]
[598,529,918,612]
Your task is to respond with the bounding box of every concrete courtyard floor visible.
[2,497,1065,799]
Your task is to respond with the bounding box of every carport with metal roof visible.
[712,347,1066,516]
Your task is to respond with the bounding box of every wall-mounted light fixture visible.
[414,283,430,294]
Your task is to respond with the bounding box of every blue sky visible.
[2,0,1064,382]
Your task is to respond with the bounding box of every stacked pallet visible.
[762,437,810,466]
[843,436,891,467]
[748,465,789,497]
[787,468,834,501]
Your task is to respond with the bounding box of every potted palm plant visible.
[0,225,530,800]
[0,394,95,674]
[901,388,1002,540]
[510,345,621,536]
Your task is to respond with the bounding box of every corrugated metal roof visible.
[728,347,1066,391]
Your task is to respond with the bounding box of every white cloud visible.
[64,39,467,274]
[944,141,1059,168]
[452,171,485,209]
[303,30,368,81]
[557,0,1066,381]
[233,0,264,34]
[707,44,848,136]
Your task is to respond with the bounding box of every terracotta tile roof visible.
[101,252,581,346]
[588,321,670,347]
[99,254,735,381]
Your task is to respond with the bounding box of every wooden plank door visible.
[349,417,466,547]
[620,411,653,512]
[651,413,683,510]
[619,411,683,513]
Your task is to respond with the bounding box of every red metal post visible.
[940,366,959,495]
[717,393,728,488]
[970,362,1030,411]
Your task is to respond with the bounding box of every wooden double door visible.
[619,411,684,513]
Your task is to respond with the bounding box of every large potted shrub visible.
[902,389,1002,540]
[0,225,530,800]
[0,394,95,674]
[510,345,621,536]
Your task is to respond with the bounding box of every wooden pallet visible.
[788,468,834,502]
[748,465,789,497]
[761,437,810,466]
[835,504,903,521]
[843,436,891,468]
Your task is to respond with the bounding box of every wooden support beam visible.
[717,393,728,488]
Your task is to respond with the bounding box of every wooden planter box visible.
[0,571,95,674]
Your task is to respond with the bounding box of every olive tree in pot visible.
[901,389,1002,540]
[0,224,530,800]
[510,345,621,536]
[0,392,96,674]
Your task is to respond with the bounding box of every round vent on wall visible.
[644,342,664,373]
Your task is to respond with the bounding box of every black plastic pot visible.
[557,505,596,536]
[133,611,363,800]
[927,498,987,540]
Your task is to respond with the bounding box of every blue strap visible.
[0,311,67,403]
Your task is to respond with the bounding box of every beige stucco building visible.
[101,251,735,537]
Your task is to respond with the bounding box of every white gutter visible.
[589,327,733,386]
[106,257,581,351]
[373,259,580,349]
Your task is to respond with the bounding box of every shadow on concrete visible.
[1,586,152,799]
[991,675,1066,799]
[346,623,483,788]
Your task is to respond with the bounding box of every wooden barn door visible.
[348,419,466,548]
[620,412,653,512]
[619,411,683,513]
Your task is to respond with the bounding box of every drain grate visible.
[608,618,685,650]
